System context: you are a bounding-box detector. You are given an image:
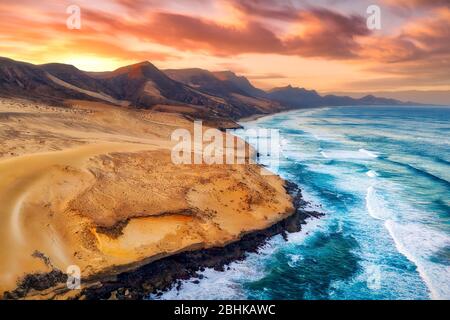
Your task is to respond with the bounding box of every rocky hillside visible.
[0,57,412,124]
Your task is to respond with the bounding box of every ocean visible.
[153,105,450,300]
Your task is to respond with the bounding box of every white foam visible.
[366,170,378,178]
[337,220,344,233]
[365,186,391,221]
[320,149,379,160]
[298,125,347,143]
[287,217,324,244]
[385,220,450,300]
[287,254,303,268]
[294,186,324,211]
[151,236,285,300]
[298,107,330,117]
[151,266,248,300]
[359,148,378,158]
[152,215,324,300]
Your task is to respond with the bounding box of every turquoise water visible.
[155,106,450,300]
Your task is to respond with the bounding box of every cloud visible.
[360,7,450,63]
[0,0,448,90]
[284,8,370,58]
[0,3,175,64]
[383,0,450,10]
[229,0,300,21]
[381,0,450,18]
[75,6,370,59]
[358,7,450,87]
[145,12,285,55]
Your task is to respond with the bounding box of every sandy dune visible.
[0,98,293,298]
[0,143,157,286]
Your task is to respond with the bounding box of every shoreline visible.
[80,181,323,300]
[0,99,323,300]
[3,181,323,300]
[237,106,330,124]
[238,113,269,123]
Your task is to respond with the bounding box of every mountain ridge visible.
[0,57,418,124]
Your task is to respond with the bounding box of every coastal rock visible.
[78,181,323,300]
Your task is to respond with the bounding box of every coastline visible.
[234,105,450,300]
[238,113,269,123]
[238,106,331,124]
[0,98,323,300]
[81,182,323,300]
[3,181,323,300]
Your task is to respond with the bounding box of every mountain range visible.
[0,57,414,126]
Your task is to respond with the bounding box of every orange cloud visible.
[353,6,450,88]
[0,0,448,91]
[0,3,175,65]
[147,12,284,55]
[360,7,450,63]
[80,7,369,59]
[284,8,370,58]
[229,0,300,21]
[383,0,450,11]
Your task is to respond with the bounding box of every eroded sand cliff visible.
[0,98,294,299]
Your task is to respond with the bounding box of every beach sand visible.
[0,98,294,298]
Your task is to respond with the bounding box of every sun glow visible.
[59,55,128,72]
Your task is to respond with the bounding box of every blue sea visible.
[154,106,450,300]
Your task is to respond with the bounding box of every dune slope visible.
[0,98,293,298]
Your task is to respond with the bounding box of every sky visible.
[0,0,449,94]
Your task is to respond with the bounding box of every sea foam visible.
[366,170,378,178]
[365,186,390,221]
[359,148,378,158]
[151,236,285,300]
[320,149,378,160]
[385,220,450,300]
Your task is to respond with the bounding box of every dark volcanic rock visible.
[1,181,323,300]
[2,269,67,300]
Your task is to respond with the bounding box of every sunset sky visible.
[1,0,449,94]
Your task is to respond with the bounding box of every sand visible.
[0,98,293,298]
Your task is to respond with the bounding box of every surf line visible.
[384,220,440,300]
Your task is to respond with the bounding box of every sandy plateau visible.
[0,98,293,299]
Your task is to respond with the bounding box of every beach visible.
[0,98,299,299]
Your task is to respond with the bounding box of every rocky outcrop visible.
[78,181,323,300]
[1,180,323,300]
